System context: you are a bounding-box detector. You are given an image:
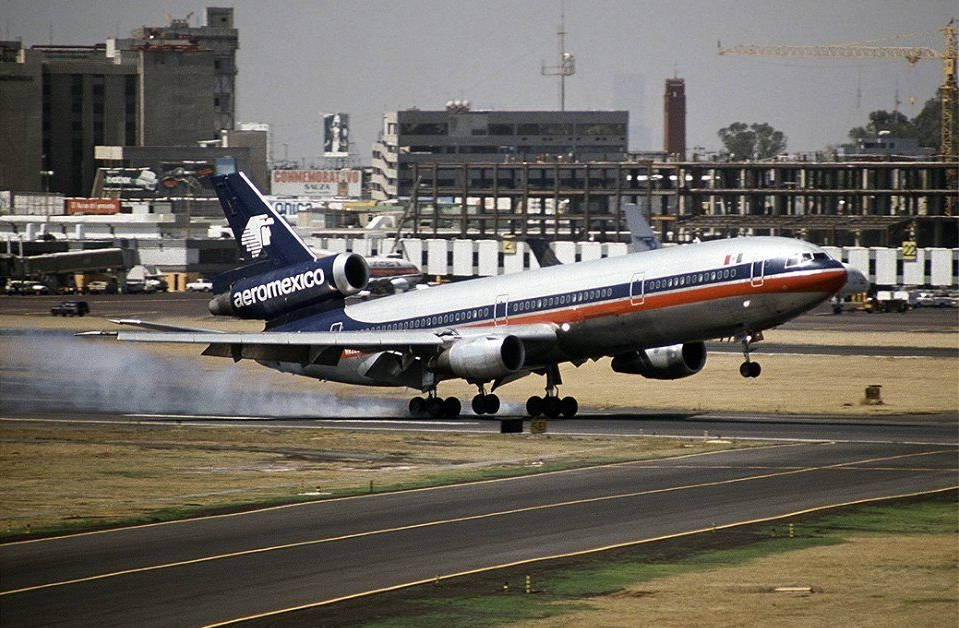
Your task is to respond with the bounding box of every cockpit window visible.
[785,252,815,268]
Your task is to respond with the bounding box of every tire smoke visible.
[1,332,403,418]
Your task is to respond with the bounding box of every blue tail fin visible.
[211,172,315,267]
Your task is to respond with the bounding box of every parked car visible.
[186,278,213,292]
[913,291,937,307]
[4,280,50,295]
[86,280,117,294]
[145,276,168,292]
[123,279,155,294]
[933,292,959,308]
[50,300,90,316]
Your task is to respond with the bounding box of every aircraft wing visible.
[109,318,226,333]
[94,322,558,366]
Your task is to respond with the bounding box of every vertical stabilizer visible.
[211,172,316,266]
[624,201,661,252]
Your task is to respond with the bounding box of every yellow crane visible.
[718,21,957,158]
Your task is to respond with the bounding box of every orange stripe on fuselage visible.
[496,268,846,328]
[332,268,845,361]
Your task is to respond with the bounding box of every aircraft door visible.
[629,272,645,306]
[751,259,765,287]
[494,294,509,326]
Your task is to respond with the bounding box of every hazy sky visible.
[4,0,954,163]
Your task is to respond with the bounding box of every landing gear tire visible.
[471,394,499,415]
[442,396,461,418]
[740,362,761,378]
[409,397,426,416]
[426,397,445,419]
[526,395,544,417]
[560,396,578,418]
[544,396,562,419]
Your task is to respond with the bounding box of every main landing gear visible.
[471,385,501,415]
[526,364,578,419]
[409,392,461,419]
[738,332,762,378]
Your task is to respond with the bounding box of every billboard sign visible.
[95,163,218,199]
[271,169,362,198]
[323,113,350,155]
[66,199,121,215]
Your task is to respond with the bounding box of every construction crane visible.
[718,21,957,159]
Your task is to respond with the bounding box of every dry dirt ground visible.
[515,532,957,628]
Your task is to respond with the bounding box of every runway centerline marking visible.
[1,448,951,597]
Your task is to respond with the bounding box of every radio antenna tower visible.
[541,10,575,110]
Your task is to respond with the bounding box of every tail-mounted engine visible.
[208,253,369,319]
[611,342,707,380]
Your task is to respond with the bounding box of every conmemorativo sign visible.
[271,169,362,199]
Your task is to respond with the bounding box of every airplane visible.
[95,171,848,420]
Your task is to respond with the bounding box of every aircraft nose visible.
[841,263,870,293]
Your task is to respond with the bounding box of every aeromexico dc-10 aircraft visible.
[101,171,849,420]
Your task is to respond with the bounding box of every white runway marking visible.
[125,413,480,426]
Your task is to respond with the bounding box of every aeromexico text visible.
[226,256,351,320]
[233,267,326,308]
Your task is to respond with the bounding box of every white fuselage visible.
[264,236,846,387]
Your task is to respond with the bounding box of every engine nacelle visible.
[431,335,525,381]
[611,342,706,380]
[208,252,369,319]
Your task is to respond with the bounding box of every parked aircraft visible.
[98,172,847,419]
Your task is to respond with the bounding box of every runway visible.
[1,414,956,628]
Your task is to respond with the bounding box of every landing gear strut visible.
[526,364,578,418]
[739,333,762,378]
[471,384,500,415]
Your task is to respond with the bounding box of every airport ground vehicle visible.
[122,279,155,294]
[50,300,90,316]
[186,278,213,292]
[85,280,117,294]
[868,290,911,313]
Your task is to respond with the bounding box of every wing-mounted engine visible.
[208,252,369,320]
[611,342,706,380]
[430,335,526,381]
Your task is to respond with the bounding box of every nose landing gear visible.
[738,332,762,378]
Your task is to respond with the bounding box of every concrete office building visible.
[370,105,628,200]
[0,7,238,197]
